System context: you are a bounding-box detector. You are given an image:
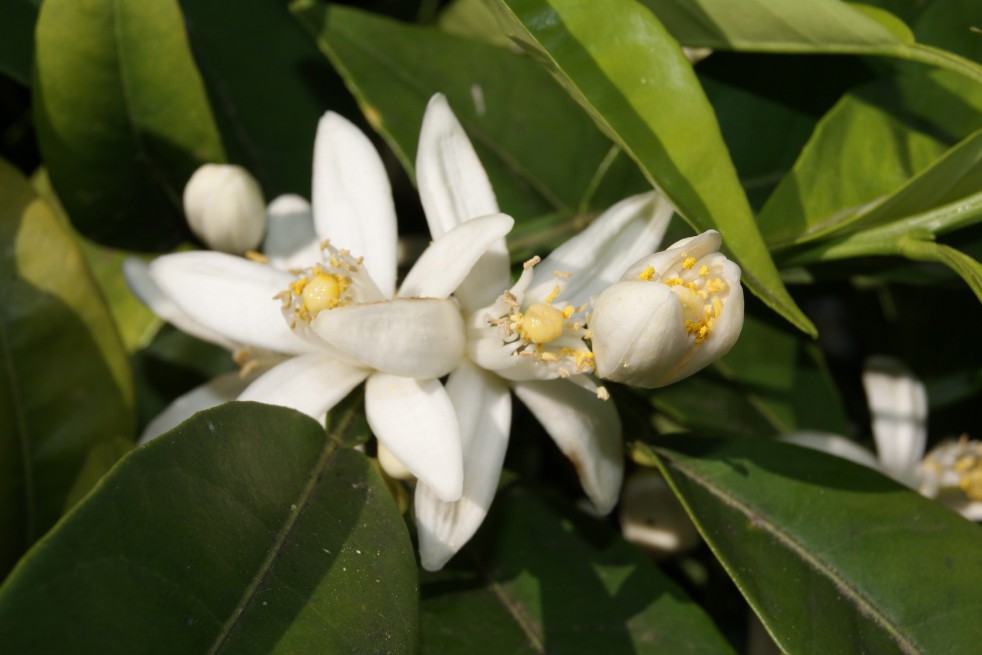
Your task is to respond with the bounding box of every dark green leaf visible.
[180,0,337,198]
[33,0,226,250]
[421,483,735,654]
[0,0,38,85]
[0,402,419,654]
[490,0,815,336]
[634,435,982,655]
[292,2,649,221]
[0,158,134,578]
[897,237,982,302]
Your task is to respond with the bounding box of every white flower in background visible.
[590,230,744,388]
[411,94,676,570]
[128,106,514,502]
[784,356,982,520]
[183,163,267,254]
[619,469,700,558]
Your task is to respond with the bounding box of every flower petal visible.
[862,356,927,486]
[123,258,236,350]
[366,373,462,502]
[526,191,674,306]
[415,360,512,570]
[512,379,623,514]
[312,112,397,296]
[619,469,700,557]
[417,93,508,311]
[262,194,321,271]
[238,352,369,419]
[780,432,882,470]
[398,213,514,299]
[138,372,250,444]
[311,298,464,378]
[149,251,315,355]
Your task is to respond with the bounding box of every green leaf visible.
[638,0,982,84]
[33,0,226,251]
[653,312,848,438]
[292,2,649,221]
[489,0,815,336]
[0,402,419,654]
[179,0,337,198]
[0,0,38,85]
[897,237,982,302]
[0,158,134,578]
[633,435,982,654]
[758,83,949,248]
[420,483,735,654]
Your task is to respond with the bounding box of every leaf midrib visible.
[661,448,923,655]
[206,406,357,653]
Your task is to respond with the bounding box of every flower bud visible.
[590,230,743,388]
[183,164,266,253]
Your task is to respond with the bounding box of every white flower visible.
[410,94,676,570]
[590,230,744,388]
[784,356,982,520]
[128,107,514,503]
[183,164,267,253]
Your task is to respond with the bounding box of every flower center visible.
[519,303,566,344]
[639,255,728,345]
[923,435,982,502]
[301,273,342,314]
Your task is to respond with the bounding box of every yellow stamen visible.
[665,277,684,287]
[682,256,697,270]
[545,285,561,304]
[698,265,711,278]
[638,266,655,281]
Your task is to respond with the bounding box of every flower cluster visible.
[127,94,745,570]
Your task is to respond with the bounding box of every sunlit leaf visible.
[634,435,982,654]
[0,402,419,654]
[294,2,650,223]
[489,0,815,336]
[0,158,134,578]
[421,483,735,654]
[33,0,226,250]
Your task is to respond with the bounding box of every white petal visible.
[417,94,508,311]
[263,194,321,271]
[417,93,500,238]
[526,191,674,306]
[415,360,512,570]
[862,356,927,486]
[149,251,316,355]
[398,213,514,299]
[310,298,464,378]
[619,469,700,557]
[312,112,398,296]
[238,353,369,419]
[780,432,882,471]
[378,442,414,480]
[620,230,723,281]
[513,379,623,514]
[123,258,235,350]
[138,372,250,444]
[366,373,462,502]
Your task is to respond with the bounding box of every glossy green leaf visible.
[0,0,38,85]
[897,237,982,302]
[180,0,338,198]
[653,312,847,438]
[757,84,946,247]
[293,2,649,221]
[33,0,226,250]
[760,75,982,248]
[633,435,982,655]
[0,401,419,654]
[420,483,735,654]
[490,0,815,336]
[0,158,134,578]
[31,167,161,352]
[638,0,982,84]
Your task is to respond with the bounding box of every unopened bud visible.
[183,164,266,253]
